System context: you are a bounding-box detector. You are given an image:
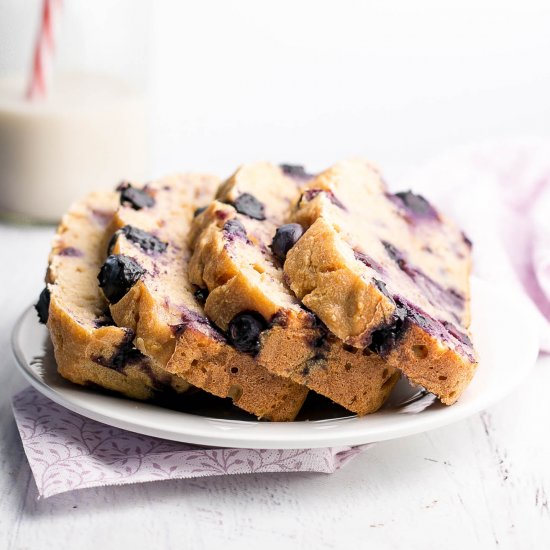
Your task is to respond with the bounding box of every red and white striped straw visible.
[26,0,63,100]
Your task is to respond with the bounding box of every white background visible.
[150,0,550,179]
[1,0,550,179]
[1,2,550,548]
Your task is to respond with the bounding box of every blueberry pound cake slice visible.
[284,159,476,404]
[37,190,189,400]
[188,163,399,416]
[101,174,308,421]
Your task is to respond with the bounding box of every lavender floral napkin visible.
[12,387,366,498]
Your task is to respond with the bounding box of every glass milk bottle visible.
[0,0,150,223]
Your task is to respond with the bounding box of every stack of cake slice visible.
[37,159,477,420]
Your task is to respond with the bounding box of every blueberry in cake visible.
[188,162,399,415]
[101,174,308,421]
[284,159,476,404]
[37,190,190,400]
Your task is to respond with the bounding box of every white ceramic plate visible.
[12,277,539,449]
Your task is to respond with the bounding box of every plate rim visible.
[11,277,540,449]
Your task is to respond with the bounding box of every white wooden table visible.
[1,223,549,550]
